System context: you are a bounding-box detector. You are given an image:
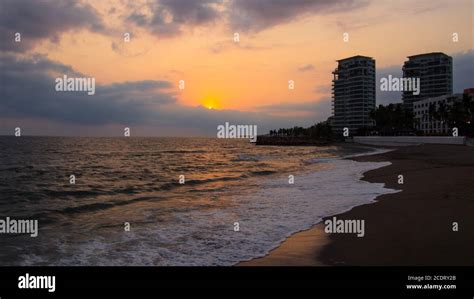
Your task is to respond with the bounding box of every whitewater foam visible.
[25,154,400,266]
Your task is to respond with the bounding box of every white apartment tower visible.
[332,55,376,135]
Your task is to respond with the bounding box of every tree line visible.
[427,93,474,136]
[267,93,473,138]
[268,121,333,139]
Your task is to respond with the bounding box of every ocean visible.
[0,137,398,266]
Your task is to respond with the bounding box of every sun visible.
[202,97,220,110]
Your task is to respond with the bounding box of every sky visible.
[0,0,473,136]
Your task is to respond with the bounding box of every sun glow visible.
[202,97,221,110]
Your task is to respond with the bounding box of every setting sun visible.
[202,97,221,110]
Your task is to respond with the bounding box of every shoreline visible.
[238,145,395,267]
[239,144,474,266]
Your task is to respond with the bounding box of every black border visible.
[0,266,473,298]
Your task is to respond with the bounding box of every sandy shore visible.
[239,144,474,266]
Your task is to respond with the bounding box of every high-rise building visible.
[413,89,473,135]
[332,55,376,135]
[402,52,452,112]
[413,94,461,134]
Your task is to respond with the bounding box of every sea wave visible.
[23,156,400,266]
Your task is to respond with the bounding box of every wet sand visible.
[240,144,474,266]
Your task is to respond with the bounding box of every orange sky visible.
[33,0,472,111]
[1,0,473,137]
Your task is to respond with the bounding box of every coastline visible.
[238,145,396,267]
[239,144,474,266]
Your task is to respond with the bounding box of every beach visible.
[240,144,474,266]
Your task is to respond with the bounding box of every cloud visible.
[111,40,152,57]
[0,53,176,126]
[158,0,222,25]
[335,1,448,32]
[228,0,369,32]
[0,0,106,52]
[0,53,321,136]
[125,0,369,37]
[298,64,316,72]
[253,99,332,124]
[126,0,223,37]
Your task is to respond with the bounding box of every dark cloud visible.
[0,53,175,125]
[0,53,80,76]
[253,99,332,124]
[298,64,316,72]
[126,13,150,28]
[158,0,221,25]
[126,0,222,37]
[0,53,319,136]
[228,0,369,32]
[255,101,321,112]
[127,0,368,37]
[0,0,105,52]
